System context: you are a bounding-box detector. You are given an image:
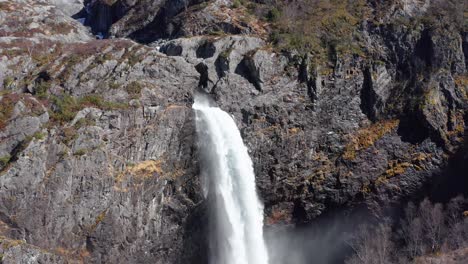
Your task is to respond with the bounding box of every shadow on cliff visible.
[72,0,129,38]
[427,128,468,202]
[268,126,468,264]
[179,201,209,264]
[265,204,373,264]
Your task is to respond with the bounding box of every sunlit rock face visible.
[0,0,466,263]
[49,0,84,16]
[401,0,430,16]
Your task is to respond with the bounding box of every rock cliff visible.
[0,0,466,263]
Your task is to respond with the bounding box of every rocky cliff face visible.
[0,0,467,263]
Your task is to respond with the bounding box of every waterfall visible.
[193,93,269,264]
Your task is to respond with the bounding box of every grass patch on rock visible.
[50,94,128,124]
[343,119,400,160]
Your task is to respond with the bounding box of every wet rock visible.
[0,1,467,263]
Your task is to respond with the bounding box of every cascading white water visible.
[193,93,269,264]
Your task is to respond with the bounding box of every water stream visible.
[193,93,269,264]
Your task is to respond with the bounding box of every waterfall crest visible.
[193,93,269,264]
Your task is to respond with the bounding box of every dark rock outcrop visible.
[0,0,467,263]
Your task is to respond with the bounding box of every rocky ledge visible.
[0,0,467,263]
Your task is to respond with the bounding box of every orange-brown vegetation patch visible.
[343,119,400,160]
[0,93,21,130]
[128,160,164,179]
[447,111,465,142]
[266,207,291,225]
[220,5,268,36]
[308,152,334,183]
[375,152,432,186]
[454,74,468,100]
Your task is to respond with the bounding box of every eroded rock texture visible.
[0,0,467,263]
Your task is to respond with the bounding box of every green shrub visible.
[80,95,128,110]
[73,149,87,156]
[127,52,144,67]
[95,53,113,65]
[2,77,14,89]
[266,7,280,22]
[125,82,143,99]
[74,118,96,129]
[62,127,77,145]
[50,94,77,123]
[50,94,128,123]
[34,80,51,99]
[108,81,120,89]
[0,94,16,129]
[33,131,45,140]
[67,54,81,65]
[0,154,11,168]
[268,0,367,60]
[232,0,241,8]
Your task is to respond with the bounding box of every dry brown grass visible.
[343,119,400,160]
[0,93,21,130]
[266,208,289,225]
[0,236,25,249]
[454,74,468,95]
[128,160,163,179]
[376,152,432,186]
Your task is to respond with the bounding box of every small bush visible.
[232,0,241,8]
[74,118,96,129]
[342,119,400,160]
[95,53,113,65]
[34,80,51,99]
[73,149,87,156]
[266,7,280,22]
[2,76,14,89]
[62,127,77,145]
[0,93,17,129]
[346,196,468,263]
[50,94,78,123]
[266,0,368,61]
[33,131,45,140]
[50,94,128,123]
[125,82,143,99]
[108,81,120,90]
[0,154,11,168]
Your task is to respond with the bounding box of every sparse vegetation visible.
[62,127,78,145]
[108,81,120,90]
[246,0,466,69]
[346,196,468,264]
[89,210,108,232]
[73,149,87,156]
[94,52,113,65]
[265,0,368,63]
[32,131,45,140]
[0,236,25,249]
[0,155,11,168]
[50,94,127,124]
[2,76,14,89]
[34,79,51,99]
[127,160,163,178]
[343,120,400,160]
[454,74,468,100]
[74,118,96,129]
[232,0,241,9]
[266,7,280,22]
[0,93,18,130]
[125,81,143,99]
[50,94,78,123]
[266,208,289,225]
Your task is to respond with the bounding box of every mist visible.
[264,208,372,264]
